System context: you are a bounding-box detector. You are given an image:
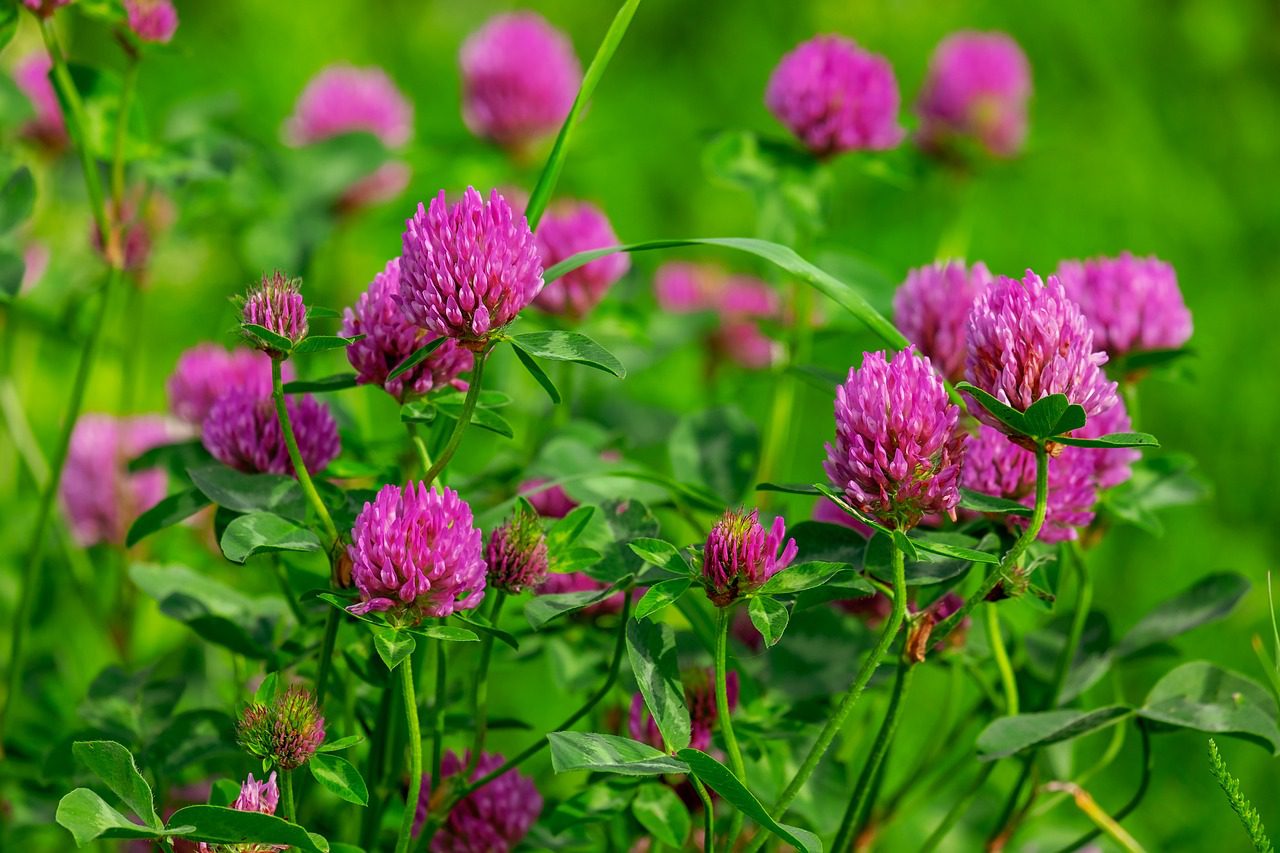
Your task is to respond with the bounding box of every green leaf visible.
[631,784,691,848]
[755,482,823,496]
[219,511,322,564]
[545,237,906,352]
[510,331,626,378]
[240,323,295,353]
[371,625,416,671]
[748,596,789,647]
[126,488,212,547]
[634,579,692,621]
[911,538,999,565]
[627,618,691,750]
[628,538,689,573]
[759,561,845,595]
[955,382,1029,436]
[1138,662,1280,754]
[976,706,1132,760]
[959,488,1034,517]
[675,749,822,853]
[306,306,342,320]
[0,250,23,300]
[386,337,444,382]
[283,373,358,394]
[1114,573,1250,659]
[317,734,365,753]
[526,583,625,630]
[1056,431,1160,449]
[188,464,305,519]
[439,403,514,439]
[71,741,160,829]
[130,564,284,660]
[255,672,280,705]
[452,613,519,650]
[546,505,596,553]
[669,406,760,503]
[56,789,181,846]
[293,335,361,354]
[547,731,689,776]
[309,753,368,805]
[0,2,18,53]
[512,344,561,404]
[166,804,328,852]
[524,0,643,227]
[0,166,35,233]
[410,624,479,643]
[1023,394,1070,438]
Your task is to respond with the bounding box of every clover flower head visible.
[399,187,543,346]
[414,750,542,852]
[236,685,326,771]
[765,34,904,157]
[893,259,993,381]
[532,201,629,321]
[240,271,308,354]
[702,508,797,606]
[916,31,1032,158]
[284,65,413,147]
[60,414,173,547]
[459,12,581,151]
[1077,397,1140,490]
[1056,252,1192,360]
[518,478,579,519]
[201,388,339,476]
[347,482,487,624]
[823,348,967,529]
[196,772,282,852]
[486,503,549,594]
[124,0,179,43]
[20,0,72,19]
[342,257,474,402]
[965,270,1119,434]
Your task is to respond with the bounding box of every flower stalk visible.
[395,652,423,853]
[716,605,748,846]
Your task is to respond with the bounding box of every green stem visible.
[406,422,432,475]
[431,638,446,788]
[281,769,296,823]
[422,348,488,487]
[271,358,339,545]
[0,268,118,750]
[1051,722,1152,853]
[111,56,139,207]
[986,605,1019,715]
[360,673,397,849]
[692,775,716,853]
[716,606,747,847]
[919,763,995,853]
[746,544,908,850]
[832,657,916,852]
[394,655,423,853]
[470,592,506,764]
[272,560,309,628]
[315,609,340,707]
[932,443,1050,649]
[1049,544,1093,706]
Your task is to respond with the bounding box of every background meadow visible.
[2,0,1279,850]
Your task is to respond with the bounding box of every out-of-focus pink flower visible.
[1055,253,1192,361]
[653,262,781,369]
[812,498,872,538]
[167,345,288,428]
[399,188,544,346]
[90,188,174,277]
[415,750,542,852]
[459,12,581,151]
[124,0,179,43]
[916,31,1032,159]
[337,162,411,212]
[630,668,738,752]
[765,35,904,157]
[893,260,993,382]
[13,52,67,151]
[518,478,578,519]
[347,483,487,623]
[20,0,71,19]
[21,242,50,294]
[202,389,339,476]
[284,65,413,147]
[533,201,629,320]
[342,257,474,402]
[60,414,173,546]
[711,321,777,369]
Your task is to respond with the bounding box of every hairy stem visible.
[394,656,423,853]
[745,543,907,850]
[470,592,506,765]
[271,358,339,545]
[281,769,296,823]
[422,348,489,486]
[986,605,1019,715]
[716,605,747,847]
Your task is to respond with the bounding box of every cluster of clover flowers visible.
[6,2,1198,852]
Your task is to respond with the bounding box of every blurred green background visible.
[3,0,1279,849]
